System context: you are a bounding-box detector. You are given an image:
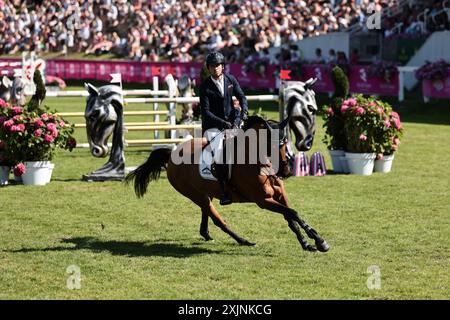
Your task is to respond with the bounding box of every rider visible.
[199,51,248,205]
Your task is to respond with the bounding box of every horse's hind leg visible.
[203,203,255,246]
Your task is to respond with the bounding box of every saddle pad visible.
[199,130,224,181]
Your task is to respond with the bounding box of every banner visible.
[422,73,450,99]
[302,65,334,93]
[0,58,400,96]
[349,66,399,96]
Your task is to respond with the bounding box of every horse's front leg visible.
[200,210,213,241]
[258,198,329,252]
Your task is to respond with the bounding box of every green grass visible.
[0,88,449,299]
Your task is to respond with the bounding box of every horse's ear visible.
[110,97,124,113]
[85,83,99,96]
[305,78,317,90]
[279,113,291,131]
[2,76,12,88]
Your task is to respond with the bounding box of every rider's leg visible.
[217,134,232,205]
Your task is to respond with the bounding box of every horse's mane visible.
[243,115,272,131]
[243,116,285,141]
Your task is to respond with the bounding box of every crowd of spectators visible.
[0,0,447,63]
[382,0,450,38]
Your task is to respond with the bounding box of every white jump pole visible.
[153,76,160,139]
[165,74,178,141]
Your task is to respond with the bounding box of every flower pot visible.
[328,149,345,173]
[0,166,9,186]
[345,152,376,175]
[374,154,395,173]
[21,161,54,185]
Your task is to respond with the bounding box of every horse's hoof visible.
[201,233,214,241]
[240,240,256,246]
[305,244,317,252]
[316,239,330,252]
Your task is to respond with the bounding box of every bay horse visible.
[126,81,329,252]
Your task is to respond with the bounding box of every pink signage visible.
[422,71,450,99]
[0,58,400,96]
[349,66,399,96]
[301,65,334,93]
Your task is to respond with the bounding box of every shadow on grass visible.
[6,236,222,258]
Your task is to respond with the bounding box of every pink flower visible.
[384,117,391,128]
[59,120,65,127]
[393,117,402,130]
[16,123,25,132]
[12,106,23,115]
[359,134,367,141]
[44,134,54,143]
[47,123,58,137]
[34,118,44,127]
[3,119,14,129]
[341,105,350,113]
[391,111,399,119]
[13,163,26,177]
[326,107,334,116]
[377,153,384,160]
[41,113,49,121]
[34,129,43,137]
[377,106,384,114]
[347,98,357,107]
[355,107,365,115]
[0,99,8,108]
[392,144,398,151]
[394,138,400,145]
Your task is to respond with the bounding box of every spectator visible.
[313,48,325,64]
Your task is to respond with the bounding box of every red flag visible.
[280,69,291,80]
[151,66,161,76]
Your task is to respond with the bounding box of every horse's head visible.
[284,78,318,151]
[10,76,26,106]
[177,75,195,122]
[85,83,123,158]
[0,76,12,102]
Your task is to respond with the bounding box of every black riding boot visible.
[216,163,232,205]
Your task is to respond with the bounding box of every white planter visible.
[374,154,395,173]
[345,152,376,175]
[338,154,350,173]
[0,166,9,186]
[21,161,54,185]
[328,149,345,173]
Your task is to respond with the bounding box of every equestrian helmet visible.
[206,51,225,67]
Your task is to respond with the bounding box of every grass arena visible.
[0,82,449,299]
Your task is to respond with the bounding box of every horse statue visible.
[82,83,125,181]
[0,75,26,106]
[126,79,329,253]
[0,76,12,102]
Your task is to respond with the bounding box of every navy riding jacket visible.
[199,73,248,131]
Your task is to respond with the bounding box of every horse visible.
[0,75,26,106]
[82,83,125,181]
[126,80,329,253]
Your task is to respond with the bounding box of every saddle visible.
[199,130,232,181]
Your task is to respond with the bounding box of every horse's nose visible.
[303,135,314,151]
[92,145,107,157]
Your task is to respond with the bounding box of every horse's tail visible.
[125,147,172,198]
